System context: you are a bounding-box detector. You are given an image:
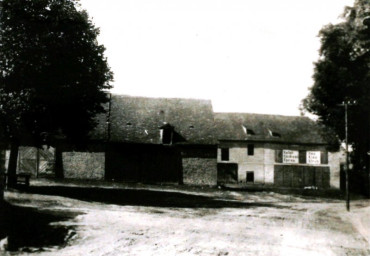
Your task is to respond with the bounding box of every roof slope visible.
[93,95,217,145]
[214,112,336,145]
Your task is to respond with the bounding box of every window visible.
[271,132,281,138]
[242,125,255,135]
[160,123,174,144]
[221,148,229,161]
[161,128,172,144]
[268,129,281,138]
[247,144,254,156]
[246,171,254,183]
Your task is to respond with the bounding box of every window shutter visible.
[299,150,306,164]
[321,151,328,164]
[275,150,282,163]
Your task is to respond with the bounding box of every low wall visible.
[182,158,217,186]
[63,152,105,180]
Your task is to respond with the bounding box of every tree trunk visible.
[7,140,19,187]
[0,149,6,202]
[54,145,64,179]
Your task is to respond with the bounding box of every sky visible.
[79,0,354,116]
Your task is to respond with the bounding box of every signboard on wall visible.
[307,151,321,165]
[283,150,299,163]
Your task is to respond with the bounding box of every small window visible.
[162,128,172,144]
[246,171,254,183]
[275,150,283,163]
[272,132,281,138]
[268,129,281,138]
[247,144,254,156]
[221,148,229,161]
[242,126,255,135]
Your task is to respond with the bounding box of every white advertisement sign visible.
[283,150,299,163]
[307,151,321,165]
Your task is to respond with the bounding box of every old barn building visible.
[61,95,218,185]
[5,96,343,190]
[215,113,341,189]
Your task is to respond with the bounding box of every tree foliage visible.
[0,0,113,183]
[302,0,370,169]
[0,0,113,145]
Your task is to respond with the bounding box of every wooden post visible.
[36,148,40,178]
[0,149,5,202]
[7,140,19,187]
[338,101,355,211]
[344,103,350,211]
[54,144,64,179]
[368,151,370,198]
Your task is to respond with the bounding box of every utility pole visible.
[0,149,5,202]
[338,101,355,211]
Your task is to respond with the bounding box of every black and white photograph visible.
[0,0,369,255]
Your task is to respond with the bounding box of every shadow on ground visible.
[0,202,78,253]
[20,185,284,209]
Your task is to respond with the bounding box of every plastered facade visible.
[218,142,341,188]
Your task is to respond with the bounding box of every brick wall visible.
[63,152,105,180]
[182,158,217,186]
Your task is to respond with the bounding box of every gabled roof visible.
[214,112,337,145]
[91,95,217,145]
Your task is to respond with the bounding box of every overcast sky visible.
[79,0,354,116]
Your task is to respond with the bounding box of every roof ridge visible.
[110,94,212,103]
[214,112,310,119]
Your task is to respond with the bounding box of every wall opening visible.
[246,171,254,183]
[247,144,254,156]
[221,148,229,161]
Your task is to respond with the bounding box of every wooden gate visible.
[274,165,330,188]
[6,146,55,177]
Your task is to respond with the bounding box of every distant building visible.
[214,113,341,189]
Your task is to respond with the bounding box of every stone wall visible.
[63,152,105,180]
[182,158,217,186]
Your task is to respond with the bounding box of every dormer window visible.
[242,125,255,135]
[271,132,281,138]
[159,123,174,144]
[162,129,172,144]
[268,129,281,138]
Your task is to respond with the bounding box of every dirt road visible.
[1,184,369,256]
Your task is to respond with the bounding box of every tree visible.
[0,0,113,186]
[302,0,370,173]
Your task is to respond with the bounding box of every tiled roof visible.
[91,95,217,145]
[214,112,337,145]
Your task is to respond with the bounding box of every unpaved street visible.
[1,184,369,256]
